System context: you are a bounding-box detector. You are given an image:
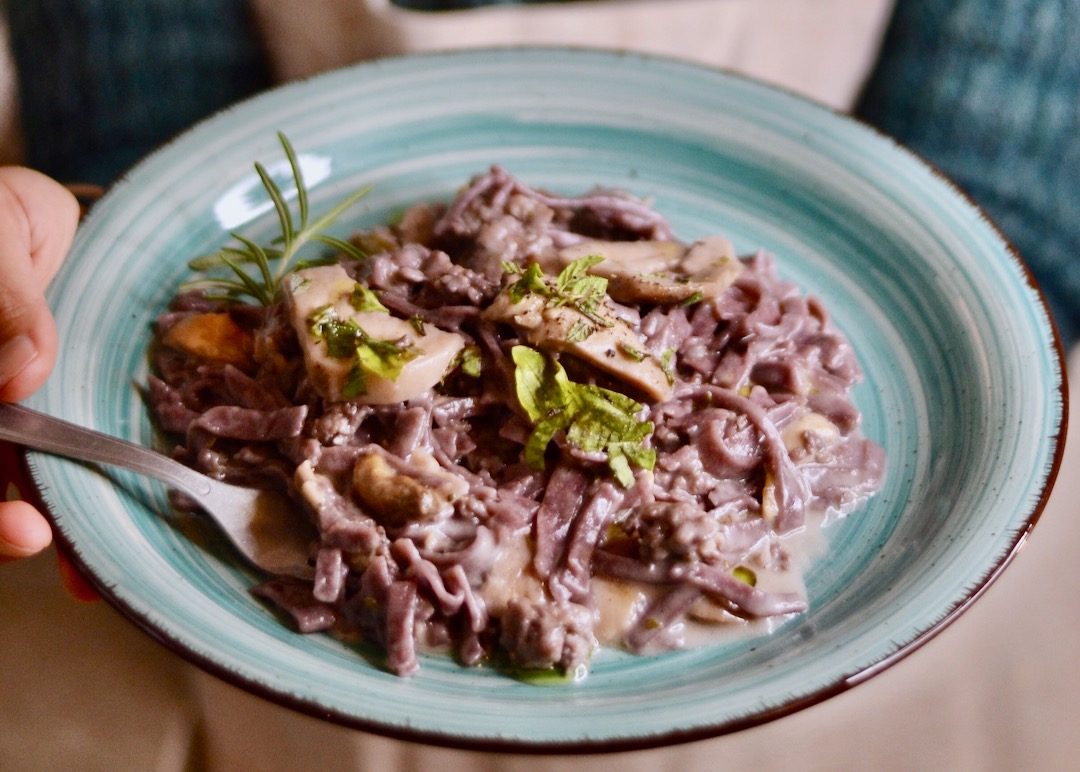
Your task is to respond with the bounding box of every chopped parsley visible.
[679,290,704,307]
[286,274,311,293]
[308,305,417,397]
[504,256,614,330]
[511,345,656,487]
[617,342,647,362]
[454,345,483,378]
[566,320,595,343]
[660,348,676,385]
[349,283,389,314]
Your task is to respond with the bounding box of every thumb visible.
[0,499,53,560]
[0,167,79,402]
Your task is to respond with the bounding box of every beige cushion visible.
[249,0,895,110]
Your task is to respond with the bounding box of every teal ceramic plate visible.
[26,49,1066,751]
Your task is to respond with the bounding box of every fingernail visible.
[0,335,37,387]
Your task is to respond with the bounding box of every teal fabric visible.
[856,0,1080,344]
[3,0,270,186]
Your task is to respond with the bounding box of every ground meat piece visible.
[624,502,726,564]
[310,403,372,446]
[498,598,594,672]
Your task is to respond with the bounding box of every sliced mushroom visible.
[162,312,254,369]
[557,239,684,275]
[780,411,841,452]
[484,292,673,402]
[351,450,465,528]
[284,264,465,404]
[556,236,743,305]
[679,236,744,296]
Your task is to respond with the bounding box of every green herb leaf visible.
[679,290,704,307]
[511,345,655,486]
[278,130,308,228]
[507,262,549,304]
[606,441,657,487]
[511,345,565,423]
[355,335,416,381]
[255,159,295,246]
[349,283,388,314]
[554,254,602,291]
[286,274,311,293]
[313,312,363,358]
[660,348,676,385]
[454,345,483,378]
[291,255,340,271]
[525,414,565,470]
[313,234,367,263]
[566,320,595,343]
[503,256,615,330]
[308,306,417,383]
[511,666,577,686]
[617,342,646,362]
[342,361,367,398]
[219,252,272,307]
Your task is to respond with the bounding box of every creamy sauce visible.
[593,505,831,651]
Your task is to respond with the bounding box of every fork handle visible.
[0,402,211,497]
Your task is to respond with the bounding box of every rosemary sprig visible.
[184,132,371,305]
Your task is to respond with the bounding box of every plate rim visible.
[25,45,1069,752]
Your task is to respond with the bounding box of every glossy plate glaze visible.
[25,49,1065,751]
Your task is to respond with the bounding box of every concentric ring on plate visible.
[25,48,1066,751]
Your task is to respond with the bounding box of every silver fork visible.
[0,402,314,579]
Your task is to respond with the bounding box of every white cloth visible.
[248,0,894,111]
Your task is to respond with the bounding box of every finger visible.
[0,167,79,286]
[0,499,53,560]
[0,168,79,401]
[56,547,101,603]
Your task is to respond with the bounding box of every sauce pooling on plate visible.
[148,153,884,679]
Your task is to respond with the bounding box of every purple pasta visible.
[148,167,884,679]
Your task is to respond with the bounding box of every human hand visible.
[0,167,78,403]
[0,167,93,595]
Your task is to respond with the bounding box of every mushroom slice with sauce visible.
[781,412,842,452]
[556,236,743,305]
[162,312,255,370]
[484,292,673,402]
[351,448,468,529]
[557,239,684,276]
[284,264,465,404]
